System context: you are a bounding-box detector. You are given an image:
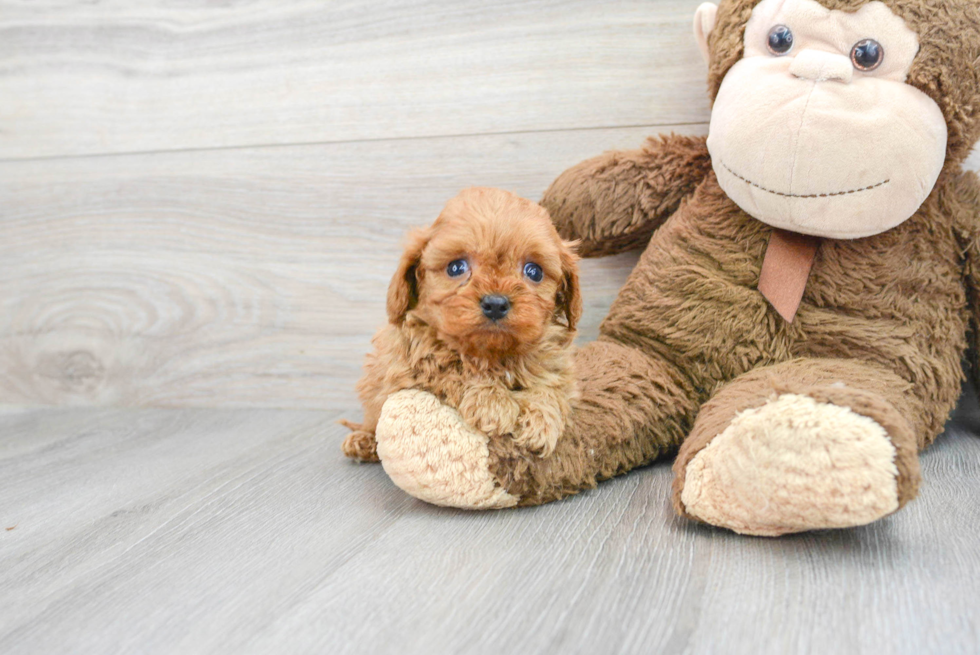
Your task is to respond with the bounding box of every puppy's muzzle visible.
[480,294,510,321]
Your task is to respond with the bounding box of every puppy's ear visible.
[386,227,430,324]
[555,240,582,331]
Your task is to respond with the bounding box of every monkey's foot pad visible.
[678,393,902,536]
[375,389,518,509]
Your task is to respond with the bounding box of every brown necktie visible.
[758,228,820,323]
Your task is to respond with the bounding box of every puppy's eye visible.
[446,259,469,277]
[851,39,884,71]
[767,25,793,56]
[523,262,543,283]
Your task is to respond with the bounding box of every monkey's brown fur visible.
[343,187,581,462]
[481,0,980,514]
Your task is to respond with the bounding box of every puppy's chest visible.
[495,369,522,391]
[409,347,525,400]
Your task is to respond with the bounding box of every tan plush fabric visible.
[680,393,900,536]
[376,390,518,509]
[706,0,980,165]
[707,0,948,238]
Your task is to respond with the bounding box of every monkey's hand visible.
[541,133,711,257]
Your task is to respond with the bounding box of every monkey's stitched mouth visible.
[721,162,889,198]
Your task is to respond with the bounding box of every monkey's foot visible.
[673,392,919,536]
[375,390,518,509]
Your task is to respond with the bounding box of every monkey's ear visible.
[556,241,583,332]
[386,227,430,324]
[694,2,718,65]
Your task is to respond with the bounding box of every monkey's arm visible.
[952,171,980,401]
[541,133,712,257]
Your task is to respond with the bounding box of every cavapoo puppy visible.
[342,186,581,462]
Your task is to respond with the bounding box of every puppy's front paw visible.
[513,404,565,457]
[342,430,380,462]
[458,384,521,436]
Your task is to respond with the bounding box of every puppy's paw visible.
[513,404,565,457]
[342,430,380,462]
[458,384,521,436]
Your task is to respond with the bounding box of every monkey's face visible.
[704,0,947,239]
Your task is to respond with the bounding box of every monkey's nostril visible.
[480,295,511,321]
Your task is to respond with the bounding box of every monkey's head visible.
[695,0,980,238]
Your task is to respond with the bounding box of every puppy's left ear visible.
[556,241,582,331]
[386,227,430,324]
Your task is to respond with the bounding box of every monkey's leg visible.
[672,358,925,536]
[375,339,701,509]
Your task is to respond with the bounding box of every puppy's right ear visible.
[386,227,430,324]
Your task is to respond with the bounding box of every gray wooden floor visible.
[2,398,980,654]
[3,0,980,653]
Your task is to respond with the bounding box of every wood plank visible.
[0,0,710,159]
[1,405,978,654]
[0,124,690,409]
[0,408,413,651]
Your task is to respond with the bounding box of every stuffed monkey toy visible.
[368,0,980,536]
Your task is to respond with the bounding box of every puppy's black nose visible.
[480,295,510,321]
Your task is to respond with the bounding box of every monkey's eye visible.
[446,259,469,277]
[767,25,794,56]
[850,39,884,71]
[523,262,544,283]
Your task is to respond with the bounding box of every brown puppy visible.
[342,187,582,462]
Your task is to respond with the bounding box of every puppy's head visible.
[387,187,581,358]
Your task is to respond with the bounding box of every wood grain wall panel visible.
[0,0,709,159]
[0,125,702,409]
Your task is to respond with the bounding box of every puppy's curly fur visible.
[343,187,582,462]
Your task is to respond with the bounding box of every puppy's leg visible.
[342,325,411,463]
[341,402,381,463]
[457,380,521,437]
[512,388,569,457]
[341,423,380,463]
